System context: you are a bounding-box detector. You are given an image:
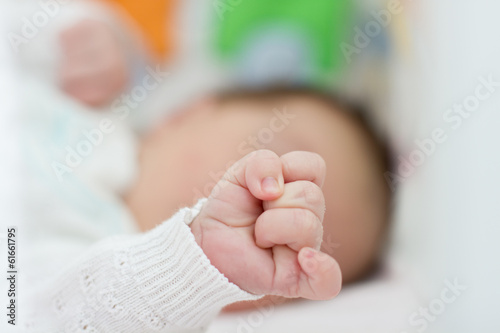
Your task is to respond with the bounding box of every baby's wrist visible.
[189,216,204,250]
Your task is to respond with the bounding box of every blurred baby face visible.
[126,94,388,281]
[127,96,345,227]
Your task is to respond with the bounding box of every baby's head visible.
[128,87,391,283]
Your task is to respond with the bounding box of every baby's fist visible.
[190,150,341,300]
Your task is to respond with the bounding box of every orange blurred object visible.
[102,0,177,59]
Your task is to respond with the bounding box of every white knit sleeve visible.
[24,199,262,332]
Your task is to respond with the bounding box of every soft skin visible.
[190,150,342,300]
[59,19,130,107]
[126,93,389,308]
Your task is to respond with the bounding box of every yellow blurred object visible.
[102,0,176,59]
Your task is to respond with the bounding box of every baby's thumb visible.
[201,150,284,229]
[232,149,284,201]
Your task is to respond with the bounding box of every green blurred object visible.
[213,0,355,85]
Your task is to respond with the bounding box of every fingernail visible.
[261,177,280,195]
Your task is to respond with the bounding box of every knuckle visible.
[247,150,281,174]
[311,153,326,183]
[311,152,326,171]
[301,182,324,208]
[252,149,278,161]
[293,209,317,233]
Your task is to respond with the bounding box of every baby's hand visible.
[58,20,129,107]
[190,150,342,300]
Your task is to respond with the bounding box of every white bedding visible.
[216,0,500,332]
[209,264,418,333]
[2,0,499,332]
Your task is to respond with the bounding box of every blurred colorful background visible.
[1,0,499,332]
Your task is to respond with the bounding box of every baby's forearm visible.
[24,204,260,332]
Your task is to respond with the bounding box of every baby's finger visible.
[202,150,283,228]
[297,247,342,300]
[255,208,323,251]
[263,181,326,221]
[280,152,326,188]
[223,149,284,201]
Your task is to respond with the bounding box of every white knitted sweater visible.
[8,80,262,332]
[4,3,261,331]
[24,199,261,333]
